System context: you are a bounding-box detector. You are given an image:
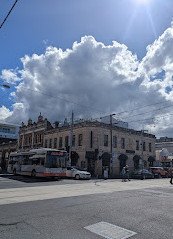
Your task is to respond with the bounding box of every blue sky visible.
[1,0,173,67]
[1,0,173,136]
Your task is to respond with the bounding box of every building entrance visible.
[119,154,128,172]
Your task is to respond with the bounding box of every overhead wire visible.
[0,0,19,30]
[115,100,171,116]
[120,103,173,120]
[3,83,173,127]
[0,0,172,131]
[16,85,107,115]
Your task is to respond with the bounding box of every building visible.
[156,137,173,167]
[44,120,156,178]
[0,123,19,171]
[18,113,53,151]
[0,140,17,171]
[156,137,173,154]
[0,123,19,144]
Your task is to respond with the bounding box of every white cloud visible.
[0,106,13,121]
[2,28,173,137]
[0,68,21,84]
[139,22,173,101]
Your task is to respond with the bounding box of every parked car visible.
[66,167,91,180]
[150,167,168,178]
[131,169,154,180]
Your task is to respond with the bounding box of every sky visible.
[1,0,173,137]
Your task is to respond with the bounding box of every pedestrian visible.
[169,167,173,184]
[122,167,126,182]
[125,165,130,181]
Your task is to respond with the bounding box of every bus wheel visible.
[13,169,16,175]
[31,170,36,178]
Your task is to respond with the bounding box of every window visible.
[45,139,48,148]
[25,137,27,145]
[65,136,69,147]
[35,134,38,144]
[54,138,57,148]
[113,136,117,148]
[121,138,125,149]
[143,142,146,151]
[78,134,83,146]
[90,131,93,148]
[81,161,86,169]
[72,135,75,147]
[49,139,52,148]
[29,136,31,144]
[149,143,152,152]
[59,137,62,148]
[136,140,139,150]
[39,134,42,143]
[104,135,108,147]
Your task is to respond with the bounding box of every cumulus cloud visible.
[1,28,173,137]
[0,106,13,121]
[139,21,173,100]
[1,68,21,84]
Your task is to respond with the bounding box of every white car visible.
[66,167,91,180]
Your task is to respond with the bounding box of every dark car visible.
[131,169,154,180]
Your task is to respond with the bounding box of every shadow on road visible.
[0,174,60,183]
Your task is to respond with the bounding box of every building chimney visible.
[54,121,59,128]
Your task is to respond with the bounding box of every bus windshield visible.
[45,151,66,168]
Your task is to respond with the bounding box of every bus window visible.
[41,158,45,166]
[32,159,40,165]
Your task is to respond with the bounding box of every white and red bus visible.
[8,148,67,178]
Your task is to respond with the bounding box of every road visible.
[0,175,172,239]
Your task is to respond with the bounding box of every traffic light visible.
[71,151,79,160]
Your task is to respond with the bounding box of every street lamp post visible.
[110,113,116,177]
[141,129,148,169]
[69,111,74,167]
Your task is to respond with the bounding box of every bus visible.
[8,148,67,178]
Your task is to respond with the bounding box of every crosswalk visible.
[0,177,172,206]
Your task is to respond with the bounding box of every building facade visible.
[0,123,19,144]
[0,123,19,171]
[44,121,156,178]
[0,140,17,171]
[156,137,173,154]
[156,137,173,167]
[18,113,53,151]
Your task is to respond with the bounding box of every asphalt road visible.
[0,175,172,239]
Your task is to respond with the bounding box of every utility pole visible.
[69,111,74,167]
[141,130,144,170]
[110,114,116,177]
[141,129,148,169]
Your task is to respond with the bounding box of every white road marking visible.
[85,221,137,239]
[0,179,171,206]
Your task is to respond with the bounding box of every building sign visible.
[162,156,166,161]
[126,150,135,154]
[50,151,66,156]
